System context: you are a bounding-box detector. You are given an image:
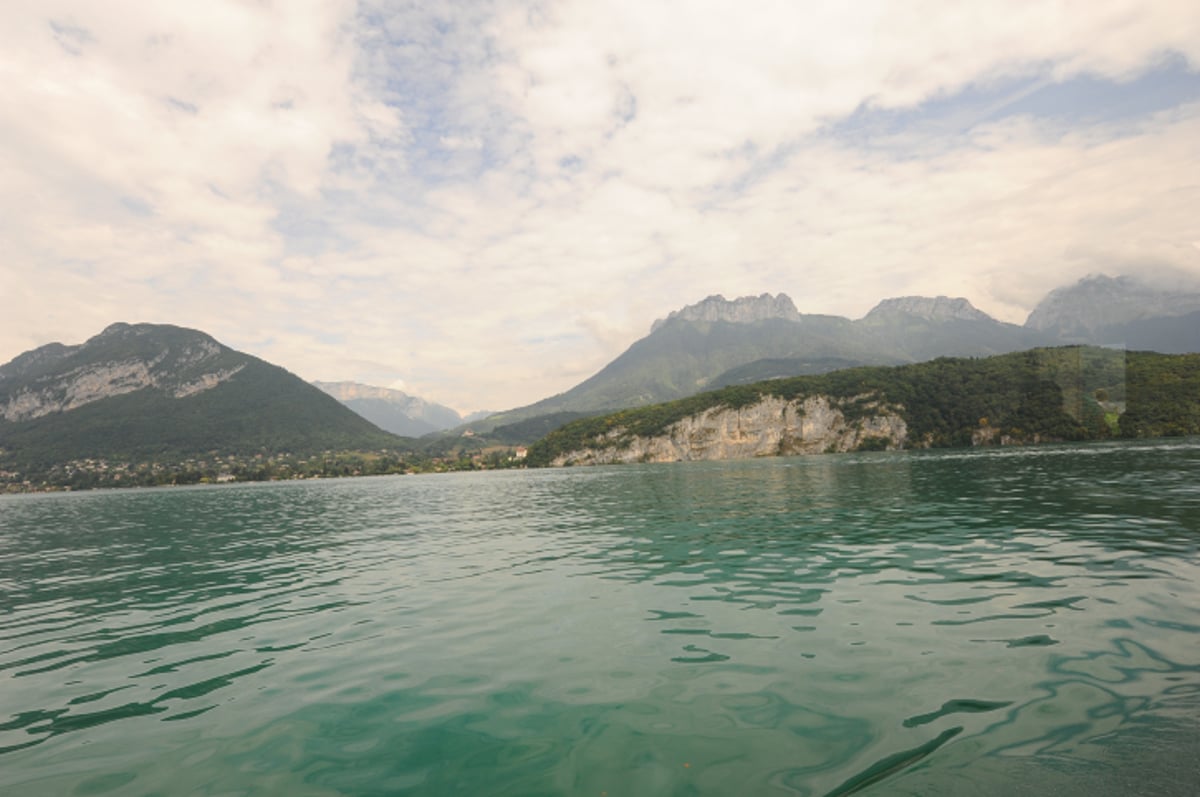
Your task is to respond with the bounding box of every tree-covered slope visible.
[527,347,1194,466]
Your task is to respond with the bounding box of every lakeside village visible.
[0,444,530,494]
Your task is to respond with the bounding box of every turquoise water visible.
[1,440,1198,796]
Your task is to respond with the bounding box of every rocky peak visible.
[863,296,993,323]
[1025,273,1200,335]
[652,293,801,332]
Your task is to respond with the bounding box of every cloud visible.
[2,0,1199,413]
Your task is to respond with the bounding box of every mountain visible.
[527,347,1200,467]
[864,296,992,322]
[858,295,1052,361]
[313,381,462,437]
[484,292,1053,430]
[1025,274,1200,350]
[650,292,802,330]
[481,305,887,429]
[0,323,402,469]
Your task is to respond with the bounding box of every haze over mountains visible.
[1026,274,1200,350]
[312,381,465,437]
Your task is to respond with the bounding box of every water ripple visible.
[1,441,1198,794]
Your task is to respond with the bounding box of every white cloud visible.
[2,0,1199,413]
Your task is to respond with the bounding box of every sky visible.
[3,1,1200,414]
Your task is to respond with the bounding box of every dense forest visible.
[526,347,1199,466]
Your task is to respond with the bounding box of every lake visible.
[2,440,1198,795]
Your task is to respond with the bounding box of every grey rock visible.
[0,324,244,422]
[1025,274,1200,337]
[651,293,801,332]
[863,296,993,323]
[551,395,908,465]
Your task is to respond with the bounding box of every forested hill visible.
[526,348,1200,466]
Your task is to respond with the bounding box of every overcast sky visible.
[3,1,1199,413]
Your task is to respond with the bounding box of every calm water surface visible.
[1,440,1198,795]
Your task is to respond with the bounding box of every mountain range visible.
[479,273,1200,431]
[2,273,1197,481]
[527,346,1200,467]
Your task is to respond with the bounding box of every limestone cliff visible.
[650,293,801,332]
[550,394,908,466]
[863,296,993,323]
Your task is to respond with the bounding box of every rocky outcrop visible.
[171,366,247,398]
[651,293,801,332]
[550,394,908,466]
[0,324,247,421]
[863,296,993,323]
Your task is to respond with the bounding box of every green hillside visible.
[0,361,402,468]
[527,347,1196,466]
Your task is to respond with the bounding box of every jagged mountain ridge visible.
[313,381,463,437]
[480,274,1198,434]
[482,291,1055,429]
[0,323,402,468]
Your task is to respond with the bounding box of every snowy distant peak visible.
[1025,273,1200,335]
[864,296,994,323]
[651,293,800,332]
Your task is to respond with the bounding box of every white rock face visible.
[63,361,156,411]
[550,395,908,466]
[1,334,243,422]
